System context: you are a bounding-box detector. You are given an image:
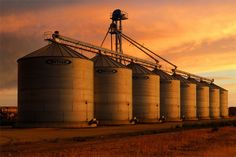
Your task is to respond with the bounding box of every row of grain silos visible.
[17,42,228,127]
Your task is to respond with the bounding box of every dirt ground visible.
[0,122,182,146]
[1,126,236,157]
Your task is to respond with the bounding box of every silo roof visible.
[127,62,155,75]
[152,69,176,80]
[199,81,218,89]
[92,54,126,68]
[210,83,227,91]
[200,81,220,89]
[18,42,88,61]
[172,73,191,84]
[188,78,208,86]
[200,81,227,90]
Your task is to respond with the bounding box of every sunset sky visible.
[0,0,236,107]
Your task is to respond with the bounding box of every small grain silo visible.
[17,42,95,127]
[127,62,160,123]
[201,81,220,119]
[152,69,181,121]
[188,78,210,120]
[172,74,197,120]
[92,54,133,125]
[208,83,228,118]
[219,87,229,118]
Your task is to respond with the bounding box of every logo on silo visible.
[46,59,72,65]
[133,76,149,80]
[96,69,117,74]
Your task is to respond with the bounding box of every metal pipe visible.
[121,33,177,69]
[100,26,110,47]
[174,69,214,83]
[52,33,158,67]
[50,32,213,82]
[121,34,159,64]
[111,33,113,51]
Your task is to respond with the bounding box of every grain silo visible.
[211,83,229,118]
[92,54,133,125]
[208,83,228,118]
[188,78,210,120]
[152,69,181,121]
[17,41,95,127]
[219,88,229,118]
[127,62,160,123]
[172,74,197,120]
[201,81,220,119]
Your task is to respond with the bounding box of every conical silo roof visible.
[127,62,155,75]
[199,81,214,88]
[18,42,88,61]
[210,83,227,91]
[200,81,220,89]
[201,81,227,91]
[172,73,191,85]
[92,54,126,68]
[188,78,205,86]
[152,68,176,80]
[188,78,215,88]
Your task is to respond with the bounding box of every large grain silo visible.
[201,81,220,119]
[17,42,95,127]
[172,74,197,120]
[188,78,210,120]
[152,69,181,121]
[92,54,133,125]
[127,62,160,123]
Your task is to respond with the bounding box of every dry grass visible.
[1,126,236,157]
[0,122,182,145]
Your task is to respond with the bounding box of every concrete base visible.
[137,119,162,124]
[210,117,221,120]
[221,116,230,119]
[183,117,198,121]
[97,120,134,126]
[164,118,182,122]
[198,117,211,120]
[16,122,97,128]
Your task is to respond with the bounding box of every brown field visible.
[1,125,236,157]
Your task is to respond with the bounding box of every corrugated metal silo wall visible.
[209,87,220,119]
[160,80,181,121]
[220,90,228,117]
[180,83,197,120]
[94,67,133,124]
[18,57,94,127]
[132,74,160,122]
[196,86,210,119]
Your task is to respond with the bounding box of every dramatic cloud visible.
[0,32,44,88]
[1,0,236,106]
[161,35,236,73]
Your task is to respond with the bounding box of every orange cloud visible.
[0,88,17,106]
[1,1,236,106]
[221,83,236,106]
